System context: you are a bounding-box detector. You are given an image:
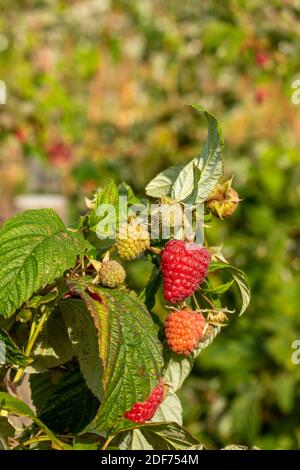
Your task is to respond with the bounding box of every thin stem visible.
[13,365,25,384]
[147,246,161,255]
[200,293,216,310]
[192,294,201,311]
[28,312,37,344]
[108,245,116,255]
[14,434,73,450]
[25,311,48,355]
[13,436,51,449]
[102,249,111,262]
[102,434,114,451]
[14,311,48,383]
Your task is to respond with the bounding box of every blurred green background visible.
[1,0,300,449]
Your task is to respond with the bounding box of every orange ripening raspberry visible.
[165,309,206,356]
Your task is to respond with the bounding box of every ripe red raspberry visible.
[124,380,164,423]
[47,140,72,166]
[255,87,268,104]
[165,308,205,356]
[15,128,27,143]
[255,51,269,67]
[161,240,211,303]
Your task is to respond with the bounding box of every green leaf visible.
[118,182,141,205]
[139,266,162,311]
[146,166,183,198]
[0,417,14,439]
[69,283,164,432]
[0,209,85,319]
[83,238,98,258]
[193,324,221,355]
[60,299,104,401]
[189,444,207,449]
[32,310,73,369]
[120,429,154,450]
[202,279,234,295]
[0,391,70,449]
[88,180,119,235]
[86,232,115,253]
[72,440,101,450]
[72,432,104,450]
[0,416,15,450]
[181,164,202,205]
[163,351,194,392]
[16,309,32,323]
[116,422,200,450]
[38,370,100,435]
[222,444,257,450]
[209,261,251,315]
[29,372,57,412]
[26,291,61,310]
[171,105,223,203]
[163,325,220,392]
[151,391,183,425]
[0,438,7,450]
[0,329,30,366]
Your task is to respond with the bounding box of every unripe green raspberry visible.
[206,178,240,219]
[116,222,150,260]
[100,260,126,288]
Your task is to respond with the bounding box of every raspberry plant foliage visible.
[0,106,250,450]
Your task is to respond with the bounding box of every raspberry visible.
[205,178,240,219]
[161,240,211,303]
[165,309,205,356]
[255,87,268,104]
[255,51,269,67]
[47,140,72,166]
[15,128,27,143]
[124,380,164,423]
[116,222,150,261]
[100,260,126,288]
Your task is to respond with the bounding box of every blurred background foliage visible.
[1,0,300,449]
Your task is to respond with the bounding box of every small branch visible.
[102,434,114,451]
[28,313,37,344]
[200,293,216,310]
[13,311,48,383]
[13,434,73,450]
[13,436,51,450]
[147,246,161,255]
[192,294,201,311]
[25,311,48,356]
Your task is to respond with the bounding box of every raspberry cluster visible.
[165,308,206,356]
[124,380,164,423]
[161,239,211,303]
